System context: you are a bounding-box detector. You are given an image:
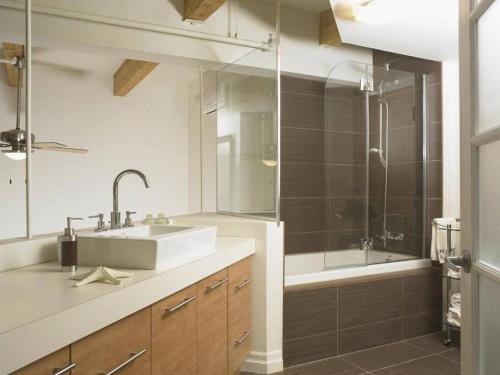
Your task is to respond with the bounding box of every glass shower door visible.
[324,62,423,269]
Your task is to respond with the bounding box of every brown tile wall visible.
[281,75,328,255]
[281,57,442,257]
[283,268,442,367]
[372,50,443,258]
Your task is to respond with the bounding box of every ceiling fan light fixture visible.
[2,149,26,161]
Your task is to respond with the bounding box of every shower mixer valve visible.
[381,230,405,241]
[360,238,374,251]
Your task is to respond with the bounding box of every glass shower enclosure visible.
[215,38,280,221]
[325,61,429,269]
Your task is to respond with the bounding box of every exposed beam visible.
[320,9,342,47]
[3,42,23,87]
[113,59,159,97]
[184,0,226,21]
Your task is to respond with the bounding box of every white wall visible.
[0,48,200,238]
[442,60,461,218]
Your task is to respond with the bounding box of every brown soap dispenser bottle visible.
[58,217,83,273]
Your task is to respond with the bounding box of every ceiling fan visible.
[0,55,88,161]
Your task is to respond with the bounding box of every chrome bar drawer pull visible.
[53,363,76,375]
[166,296,196,314]
[205,278,228,293]
[235,279,251,291]
[234,331,251,345]
[100,349,146,375]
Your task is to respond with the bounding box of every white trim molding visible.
[241,350,284,374]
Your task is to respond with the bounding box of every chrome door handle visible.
[234,331,251,345]
[447,249,472,273]
[235,279,251,291]
[165,296,196,314]
[53,363,76,375]
[99,349,146,375]
[205,278,228,293]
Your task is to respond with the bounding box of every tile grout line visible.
[341,355,372,373]
[437,351,461,365]
[367,352,456,373]
[340,331,444,357]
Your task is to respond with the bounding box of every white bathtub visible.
[285,249,432,288]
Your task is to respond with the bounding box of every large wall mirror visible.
[0,4,26,241]
[1,44,204,239]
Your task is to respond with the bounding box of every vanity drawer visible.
[12,347,72,375]
[228,257,252,375]
[71,308,151,375]
[196,269,228,375]
[152,285,197,375]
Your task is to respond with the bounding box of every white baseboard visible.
[241,350,283,374]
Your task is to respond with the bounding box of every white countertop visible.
[0,236,255,374]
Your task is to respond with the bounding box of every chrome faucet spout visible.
[111,169,150,229]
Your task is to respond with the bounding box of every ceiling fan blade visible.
[0,143,10,147]
[33,142,67,148]
[33,146,88,154]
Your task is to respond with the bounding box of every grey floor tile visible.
[371,355,460,375]
[283,357,366,375]
[341,342,430,372]
[439,348,460,364]
[405,332,457,354]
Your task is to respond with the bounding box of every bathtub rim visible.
[284,258,434,291]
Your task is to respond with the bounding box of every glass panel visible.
[478,139,500,271]
[216,41,278,219]
[479,275,500,374]
[476,0,500,133]
[0,3,27,240]
[325,70,367,269]
[324,62,420,270]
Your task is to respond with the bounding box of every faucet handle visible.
[124,211,137,227]
[89,213,106,232]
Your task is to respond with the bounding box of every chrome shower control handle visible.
[89,214,106,232]
[124,211,137,227]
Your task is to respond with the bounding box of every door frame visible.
[459,0,500,373]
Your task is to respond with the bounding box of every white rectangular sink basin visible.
[76,225,217,270]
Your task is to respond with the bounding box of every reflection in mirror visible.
[7,47,202,237]
[216,42,278,219]
[0,12,26,240]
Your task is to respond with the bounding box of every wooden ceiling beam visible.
[320,9,342,47]
[113,59,159,97]
[184,0,226,21]
[3,42,23,87]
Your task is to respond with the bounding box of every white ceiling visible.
[331,0,458,61]
[274,0,458,62]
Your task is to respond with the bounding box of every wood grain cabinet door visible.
[196,269,228,375]
[152,284,197,375]
[228,257,252,375]
[71,308,151,375]
[12,347,72,375]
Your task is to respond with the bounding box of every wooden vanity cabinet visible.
[11,347,72,375]
[151,284,197,375]
[11,256,253,375]
[228,257,252,375]
[71,308,151,375]
[196,268,229,375]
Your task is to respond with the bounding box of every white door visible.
[460,0,500,373]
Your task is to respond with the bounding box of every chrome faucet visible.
[110,169,150,229]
